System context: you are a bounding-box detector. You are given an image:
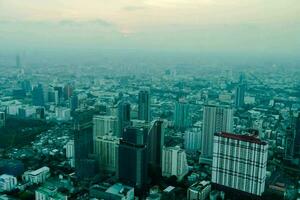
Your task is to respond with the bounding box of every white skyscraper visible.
[200,105,233,164]
[93,115,119,138]
[64,140,75,168]
[162,146,189,180]
[212,132,268,196]
[94,135,119,172]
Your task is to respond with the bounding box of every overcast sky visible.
[0,0,299,59]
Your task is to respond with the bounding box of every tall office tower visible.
[63,83,73,100]
[32,84,45,106]
[184,130,201,152]
[54,86,64,104]
[93,115,119,138]
[138,88,150,122]
[174,99,190,132]
[118,127,148,189]
[285,126,295,161]
[147,119,165,171]
[235,84,245,108]
[74,110,97,179]
[70,94,79,112]
[294,113,300,158]
[162,146,189,180]
[212,132,268,197]
[0,111,5,128]
[118,101,131,137]
[94,135,119,172]
[200,105,233,164]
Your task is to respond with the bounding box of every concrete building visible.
[162,146,189,180]
[200,105,233,164]
[94,135,119,172]
[64,140,75,168]
[174,99,190,132]
[35,185,68,200]
[212,132,268,196]
[187,181,211,200]
[184,130,201,152]
[0,111,6,128]
[90,183,134,200]
[0,174,17,192]
[93,115,118,138]
[138,88,150,122]
[118,127,148,189]
[23,166,50,185]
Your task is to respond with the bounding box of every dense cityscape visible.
[0,56,299,200]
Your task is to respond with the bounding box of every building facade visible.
[212,132,268,196]
[94,135,119,172]
[200,105,233,164]
[162,146,189,180]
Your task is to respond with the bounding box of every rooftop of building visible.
[189,181,211,191]
[215,132,267,145]
[105,183,133,196]
[25,166,49,176]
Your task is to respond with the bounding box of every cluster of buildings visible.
[0,61,299,199]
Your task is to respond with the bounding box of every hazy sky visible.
[0,0,299,59]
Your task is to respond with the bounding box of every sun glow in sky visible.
[0,0,299,57]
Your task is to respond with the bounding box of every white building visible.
[23,166,50,185]
[212,132,268,196]
[162,146,189,180]
[200,105,233,164]
[187,181,211,200]
[0,174,17,192]
[55,107,71,121]
[64,140,75,168]
[94,135,119,172]
[35,185,68,200]
[93,115,118,138]
[184,130,201,152]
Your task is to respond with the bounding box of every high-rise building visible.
[174,99,190,132]
[235,84,245,108]
[118,127,148,189]
[0,111,6,128]
[93,115,119,138]
[294,113,300,158]
[187,181,211,200]
[138,88,150,122]
[184,130,201,152]
[200,105,233,164]
[74,110,97,179]
[285,126,295,161]
[65,140,75,168]
[32,84,45,106]
[118,101,131,137]
[94,135,119,172]
[162,146,189,180]
[212,132,268,196]
[64,83,73,100]
[147,119,165,171]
